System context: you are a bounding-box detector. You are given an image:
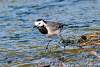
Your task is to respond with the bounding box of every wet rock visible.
[37,64,50,67]
[60,32,100,47]
[24,56,33,61]
[80,41,100,46]
[30,58,65,67]
[82,32,100,40]
[63,48,96,55]
[63,49,82,54]
[60,35,80,49]
[80,35,87,41]
[89,51,100,59]
[12,64,36,67]
[59,57,78,62]
[7,60,12,64]
[15,61,23,64]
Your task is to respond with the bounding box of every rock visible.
[24,56,33,61]
[12,64,36,67]
[37,64,50,67]
[80,39,100,46]
[89,51,100,59]
[79,32,100,46]
[7,60,12,64]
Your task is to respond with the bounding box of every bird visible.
[33,19,68,50]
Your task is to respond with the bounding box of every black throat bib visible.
[37,25,48,34]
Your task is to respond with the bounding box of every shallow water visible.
[0,0,100,67]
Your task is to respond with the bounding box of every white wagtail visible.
[33,19,68,50]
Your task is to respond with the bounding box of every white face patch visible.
[35,20,44,27]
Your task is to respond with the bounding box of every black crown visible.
[36,19,44,21]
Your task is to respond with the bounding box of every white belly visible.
[48,29,60,36]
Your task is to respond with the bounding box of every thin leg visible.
[45,39,52,52]
[64,45,66,50]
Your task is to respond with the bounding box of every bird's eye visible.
[39,23,41,24]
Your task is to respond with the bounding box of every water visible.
[0,0,100,67]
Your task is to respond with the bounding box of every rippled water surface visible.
[0,0,100,67]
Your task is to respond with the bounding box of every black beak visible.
[33,26,37,28]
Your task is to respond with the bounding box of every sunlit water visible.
[0,0,100,66]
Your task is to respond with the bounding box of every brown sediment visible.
[37,64,50,67]
[80,40,100,46]
[79,32,100,46]
[60,58,79,62]
[24,56,34,61]
[64,49,83,54]
[63,48,96,54]
[17,64,36,67]
[81,32,100,39]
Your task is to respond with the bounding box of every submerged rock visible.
[60,32,100,48]
[79,32,100,46]
[11,64,36,67]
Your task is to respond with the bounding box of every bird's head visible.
[34,19,46,27]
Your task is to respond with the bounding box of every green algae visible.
[7,51,17,56]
